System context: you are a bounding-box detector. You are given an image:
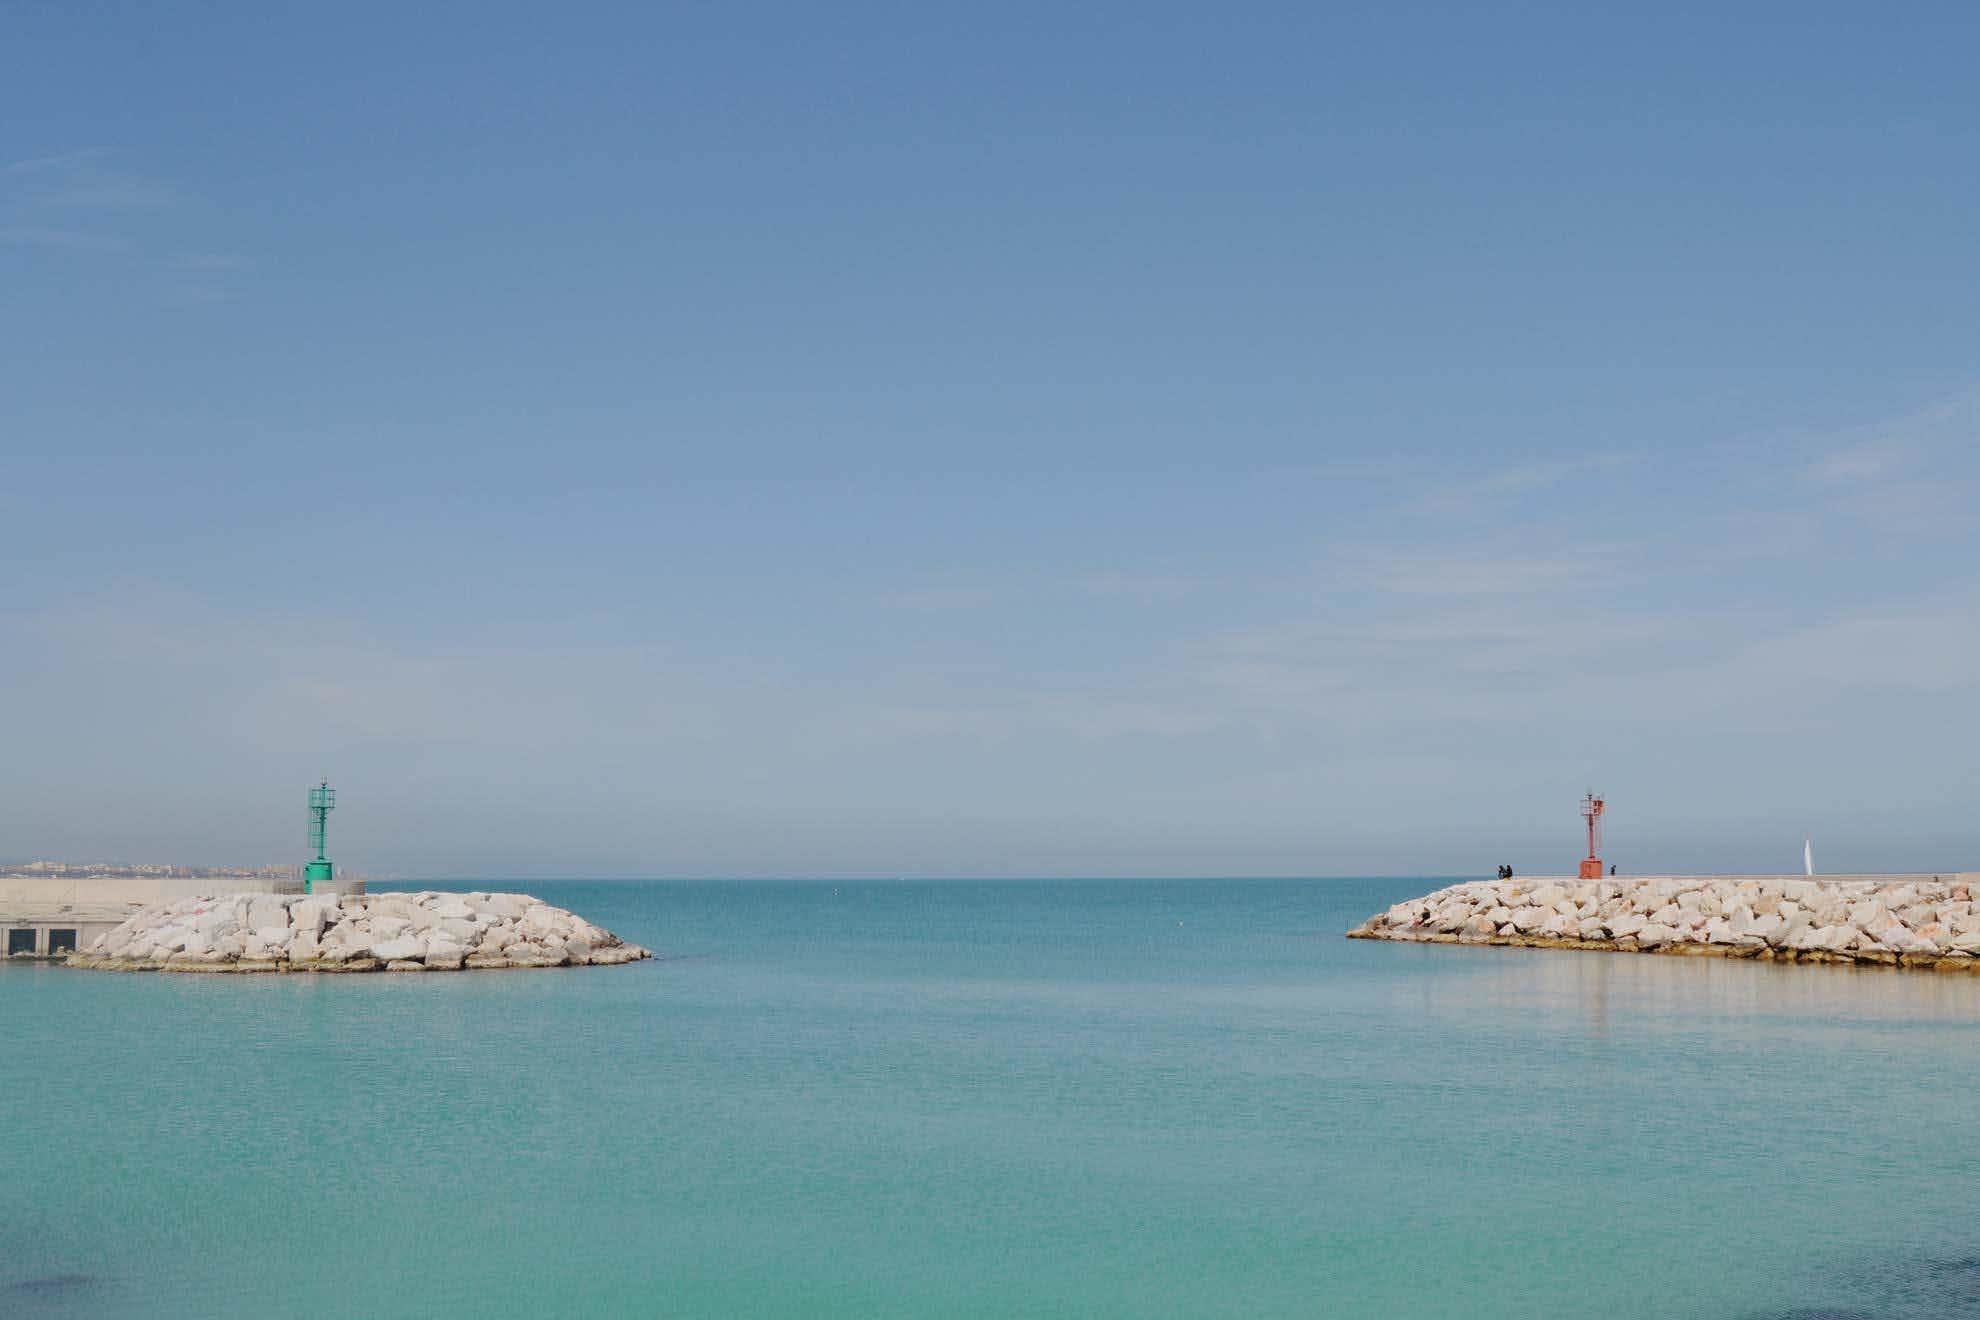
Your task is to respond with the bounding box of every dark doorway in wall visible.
[47,929,77,954]
[7,929,36,955]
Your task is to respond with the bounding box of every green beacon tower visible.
[305,780,337,895]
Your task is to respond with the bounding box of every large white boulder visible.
[437,917,479,944]
[1848,902,1889,932]
[1766,913,1807,948]
[246,896,290,933]
[428,896,473,922]
[522,905,570,937]
[1876,924,1935,955]
[423,935,466,969]
[291,900,331,938]
[370,935,426,963]
[480,894,533,921]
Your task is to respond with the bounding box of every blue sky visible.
[4,1,1978,877]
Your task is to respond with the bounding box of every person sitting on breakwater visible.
[1609,863,1617,876]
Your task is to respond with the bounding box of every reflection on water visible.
[1407,938,1980,1031]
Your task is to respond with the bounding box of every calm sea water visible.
[6,877,1980,1318]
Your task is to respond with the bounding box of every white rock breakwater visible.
[68,891,652,972]
[1349,874,1980,972]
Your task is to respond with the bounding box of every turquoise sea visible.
[6,877,1980,1318]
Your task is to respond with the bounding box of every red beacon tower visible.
[1578,793,1606,879]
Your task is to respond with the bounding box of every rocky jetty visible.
[1350,874,1980,972]
[68,891,652,972]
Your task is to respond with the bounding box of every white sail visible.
[1804,839,1815,877]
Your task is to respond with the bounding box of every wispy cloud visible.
[881,570,1205,612]
[1341,547,1617,596]
[878,584,1002,612]
[1809,440,1908,484]
[160,252,259,305]
[170,251,255,272]
[1476,451,1639,494]
[5,149,177,211]
[3,149,110,176]
[861,695,1221,740]
[2,150,252,298]
[1,151,150,257]
[1795,393,1980,534]
[1418,450,1641,513]
[1075,572,1202,602]
[1805,389,1980,481]
[6,382,1978,874]
[0,225,133,252]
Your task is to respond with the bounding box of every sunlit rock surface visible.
[1350,874,1980,973]
[68,891,652,972]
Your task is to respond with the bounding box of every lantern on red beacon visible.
[1578,794,1606,880]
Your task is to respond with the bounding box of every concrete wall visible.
[0,874,301,905]
[0,875,363,960]
[1,918,122,959]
